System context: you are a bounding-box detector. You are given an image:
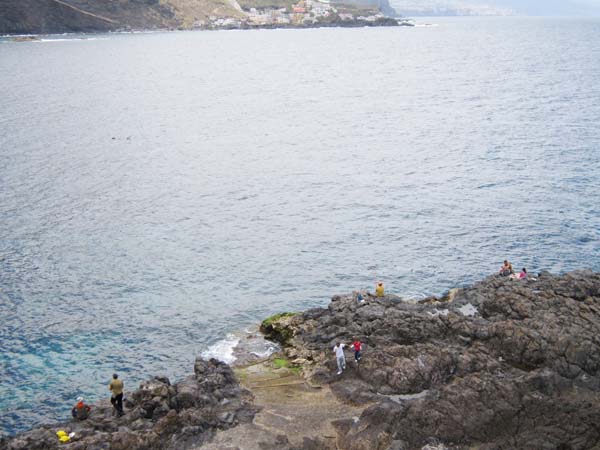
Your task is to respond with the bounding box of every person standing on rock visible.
[333,342,346,375]
[375,281,385,297]
[109,373,124,417]
[352,339,362,363]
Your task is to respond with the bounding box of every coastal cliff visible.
[2,270,599,450]
[0,0,400,35]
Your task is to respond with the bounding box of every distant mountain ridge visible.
[0,0,398,35]
[389,0,600,16]
[389,0,514,16]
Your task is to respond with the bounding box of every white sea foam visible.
[250,345,277,358]
[201,334,240,364]
[37,38,108,43]
[241,329,280,359]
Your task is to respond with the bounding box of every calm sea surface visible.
[1,17,599,435]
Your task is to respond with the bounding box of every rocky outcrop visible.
[267,270,600,449]
[0,359,257,450]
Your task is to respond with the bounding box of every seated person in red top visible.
[510,268,528,280]
[352,339,363,362]
[71,396,91,420]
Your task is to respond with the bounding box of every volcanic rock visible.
[0,358,256,450]
[265,270,600,449]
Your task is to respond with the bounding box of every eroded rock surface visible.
[200,360,367,450]
[268,270,600,450]
[0,359,256,450]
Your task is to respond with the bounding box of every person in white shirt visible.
[333,342,346,375]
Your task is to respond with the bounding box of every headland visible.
[2,270,599,450]
[0,0,410,36]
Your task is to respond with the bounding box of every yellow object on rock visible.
[57,430,71,442]
[375,283,385,297]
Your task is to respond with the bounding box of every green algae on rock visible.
[260,312,297,344]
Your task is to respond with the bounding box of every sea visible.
[1,17,599,436]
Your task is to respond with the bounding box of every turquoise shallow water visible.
[1,17,599,435]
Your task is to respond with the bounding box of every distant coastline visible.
[0,17,415,42]
[0,0,408,36]
[2,17,414,41]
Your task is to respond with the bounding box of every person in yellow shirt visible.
[375,281,385,297]
[109,373,124,417]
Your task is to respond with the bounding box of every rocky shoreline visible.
[1,359,258,450]
[263,269,600,449]
[2,18,412,43]
[2,270,600,450]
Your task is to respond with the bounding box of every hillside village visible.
[200,0,403,29]
[0,0,406,35]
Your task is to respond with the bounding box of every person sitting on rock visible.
[333,342,346,375]
[510,268,528,280]
[499,260,514,277]
[356,292,365,304]
[375,281,385,297]
[71,396,91,420]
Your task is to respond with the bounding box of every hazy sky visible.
[391,0,600,15]
[492,0,600,15]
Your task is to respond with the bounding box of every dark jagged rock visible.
[0,358,257,450]
[265,270,600,449]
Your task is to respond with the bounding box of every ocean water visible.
[1,17,599,435]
